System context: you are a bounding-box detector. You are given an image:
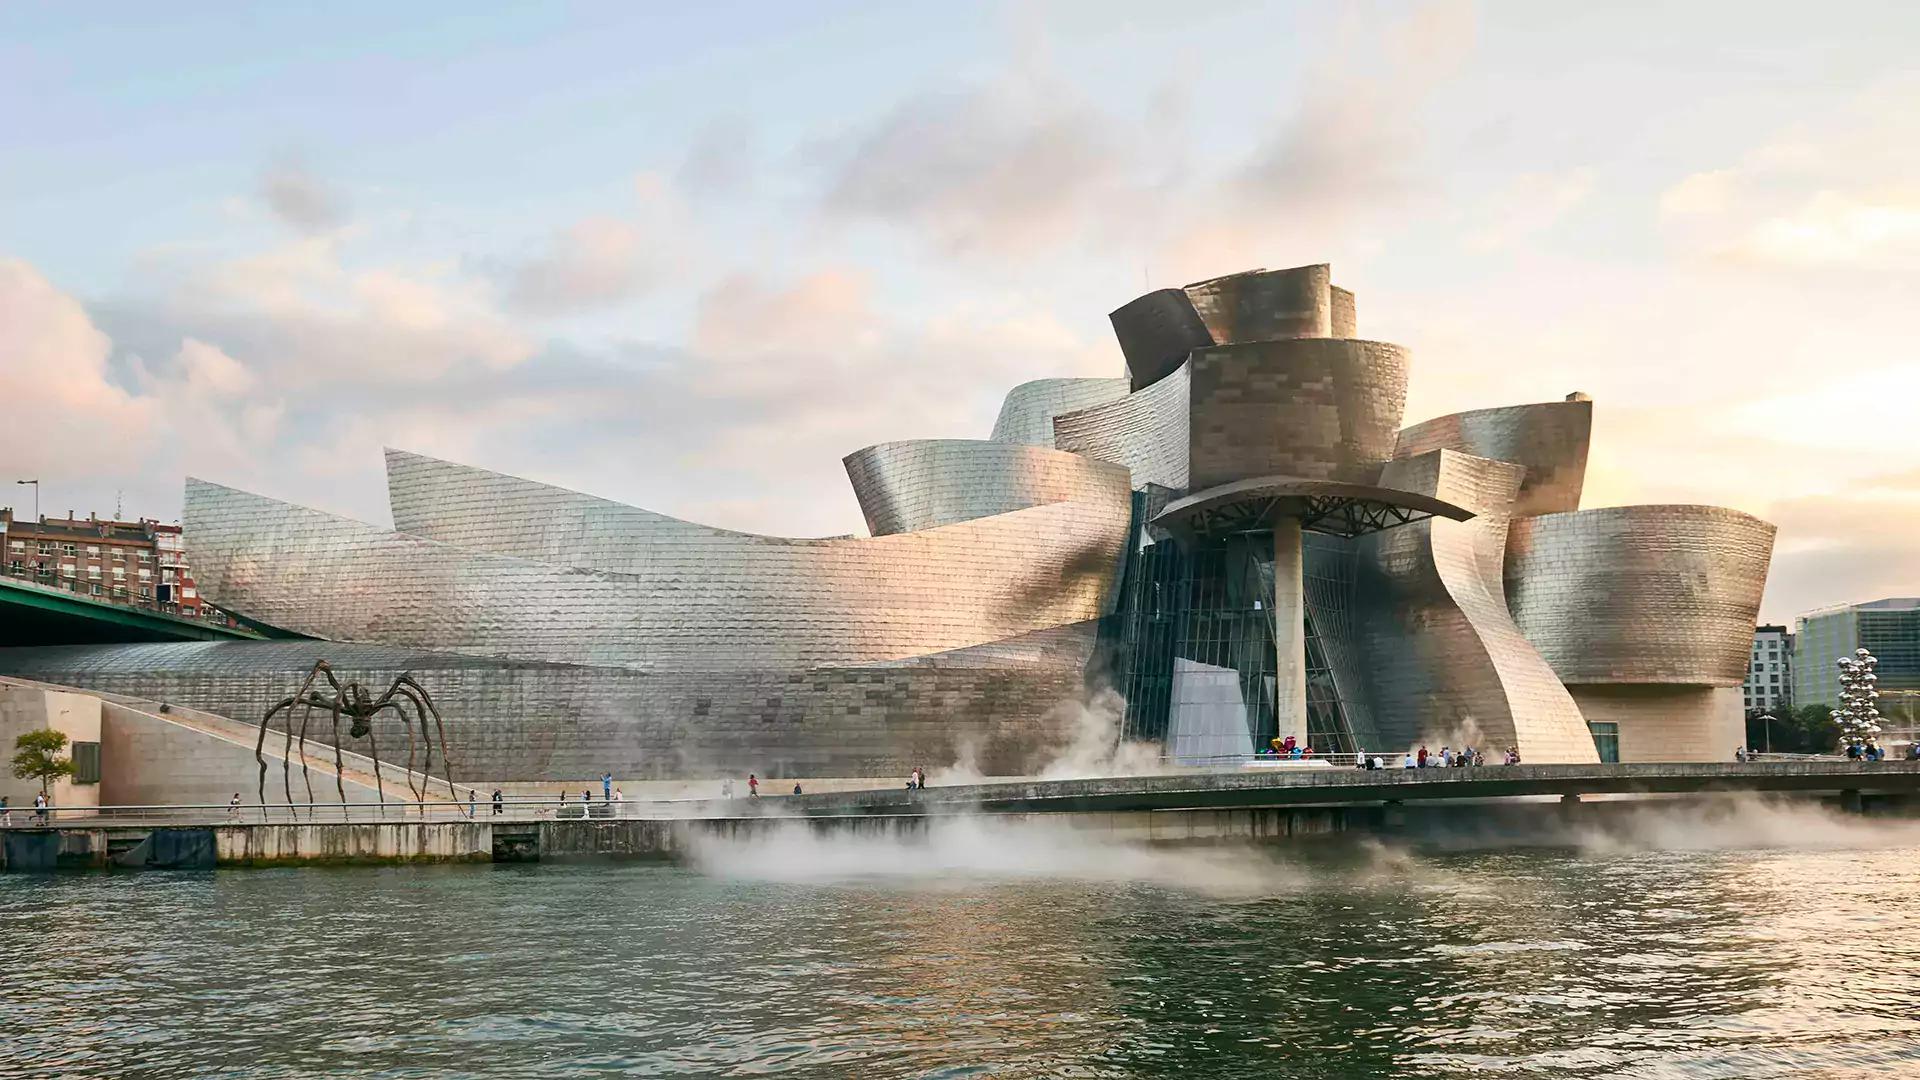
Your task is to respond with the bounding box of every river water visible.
[5,798,1920,1078]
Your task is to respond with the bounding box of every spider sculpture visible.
[255,660,460,813]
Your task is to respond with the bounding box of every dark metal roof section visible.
[1151,474,1474,540]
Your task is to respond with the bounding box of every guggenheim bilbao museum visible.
[0,264,1776,781]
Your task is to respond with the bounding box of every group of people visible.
[1400,745,1494,769]
[905,766,929,790]
[0,793,51,826]
[554,772,626,814]
[1846,742,1892,762]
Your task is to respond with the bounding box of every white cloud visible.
[497,173,689,315]
[0,259,156,477]
[1656,77,1920,269]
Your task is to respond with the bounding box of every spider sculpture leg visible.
[258,698,297,808]
[281,700,297,811]
[375,696,425,806]
[329,694,348,813]
[362,711,386,811]
[396,676,459,802]
[258,661,335,808]
[295,700,317,811]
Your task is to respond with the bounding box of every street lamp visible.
[1758,713,1775,755]
[13,479,37,522]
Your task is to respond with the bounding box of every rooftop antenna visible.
[115,489,123,520]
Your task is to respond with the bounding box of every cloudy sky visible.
[3,1,1917,623]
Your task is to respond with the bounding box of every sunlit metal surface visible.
[842,440,1131,537]
[1358,450,1598,762]
[1506,505,1777,686]
[194,464,1128,671]
[1395,399,1593,516]
[1187,339,1409,488]
[989,378,1132,447]
[1051,359,1192,490]
[0,632,1102,780]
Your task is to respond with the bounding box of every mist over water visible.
[7,797,1920,1078]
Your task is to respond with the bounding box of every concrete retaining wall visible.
[214,822,494,866]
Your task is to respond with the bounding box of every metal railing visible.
[0,795,694,828]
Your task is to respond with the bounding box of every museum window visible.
[1588,722,1620,764]
[71,741,101,785]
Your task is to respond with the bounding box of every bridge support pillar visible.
[1380,800,1406,830]
[1839,789,1864,814]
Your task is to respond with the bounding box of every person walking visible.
[226,792,240,819]
[613,788,625,816]
[748,773,759,797]
[601,772,614,802]
[466,789,477,818]
[492,788,504,815]
[0,794,9,827]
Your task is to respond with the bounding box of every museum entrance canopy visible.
[1151,475,1474,541]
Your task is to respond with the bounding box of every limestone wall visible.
[1568,685,1743,763]
[0,687,101,810]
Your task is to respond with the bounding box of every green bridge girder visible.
[0,577,304,646]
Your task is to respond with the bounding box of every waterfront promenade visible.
[5,760,1918,872]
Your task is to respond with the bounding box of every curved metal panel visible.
[1051,360,1191,491]
[1183,264,1333,346]
[1187,339,1409,489]
[1505,505,1777,686]
[843,440,1132,536]
[1330,285,1357,339]
[1109,265,1347,393]
[190,466,1129,672]
[1395,399,1592,516]
[1109,288,1212,393]
[989,377,1130,447]
[1357,449,1597,763]
[0,630,1101,781]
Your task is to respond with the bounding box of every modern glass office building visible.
[1792,598,1920,708]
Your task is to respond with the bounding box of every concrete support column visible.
[1839,789,1864,814]
[1272,517,1308,746]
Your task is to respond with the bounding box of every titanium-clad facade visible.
[1394,399,1593,517]
[842,440,1132,537]
[1504,506,1776,686]
[0,634,1097,781]
[192,471,1128,671]
[989,377,1131,447]
[1357,451,1595,762]
[0,258,1779,776]
[1052,360,1192,490]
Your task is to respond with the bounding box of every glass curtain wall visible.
[1109,520,1365,757]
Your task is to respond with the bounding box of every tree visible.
[1744,705,1841,755]
[10,729,75,796]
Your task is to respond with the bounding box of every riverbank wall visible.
[0,804,1362,871]
[7,791,1915,872]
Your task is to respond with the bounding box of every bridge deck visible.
[777,761,1920,816]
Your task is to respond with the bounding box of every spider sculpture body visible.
[255,660,459,811]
